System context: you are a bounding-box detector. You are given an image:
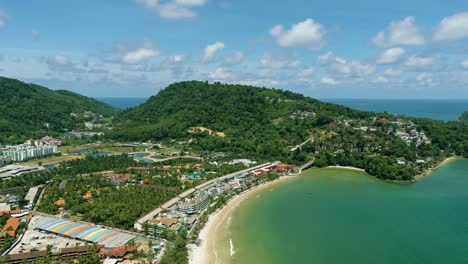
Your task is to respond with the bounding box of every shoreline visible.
[325,165,366,172]
[414,156,461,181]
[188,176,295,264]
[188,157,464,263]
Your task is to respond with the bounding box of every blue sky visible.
[0,0,467,98]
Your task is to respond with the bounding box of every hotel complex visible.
[0,138,60,162]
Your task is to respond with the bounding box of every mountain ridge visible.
[0,76,117,143]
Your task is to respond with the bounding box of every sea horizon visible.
[97,97,468,121]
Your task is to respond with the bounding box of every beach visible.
[325,165,366,172]
[188,176,294,264]
[414,156,461,180]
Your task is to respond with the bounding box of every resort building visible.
[178,191,210,214]
[1,140,58,162]
[150,215,183,234]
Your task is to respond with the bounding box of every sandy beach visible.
[325,165,366,172]
[414,156,461,180]
[188,176,294,264]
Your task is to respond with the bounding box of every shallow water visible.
[214,159,468,263]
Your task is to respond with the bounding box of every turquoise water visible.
[323,99,468,121]
[217,159,468,263]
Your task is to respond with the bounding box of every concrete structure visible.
[35,216,135,248]
[0,165,39,179]
[1,141,58,162]
[178,191,210,214]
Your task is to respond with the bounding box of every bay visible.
[216,159,468,263]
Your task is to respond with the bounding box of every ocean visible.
[96,97,147,109]
[322,99,468,121]
[97,97,468,121]
[215,159,468,264]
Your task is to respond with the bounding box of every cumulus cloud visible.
[317,51,345,64]
[208,67,234,80]
[405,56,433,67]
[0,10,9,29]
[238,79,281,87]
[377,47,406,64]
[136,0,207,19]
[297,67,314,78]
[270,18,326,50]
[223,51,244,66]
[415,72,436,86]
[462,59,468,69]
[260,53,299,69]
[373,76,389,83]
[45,54,84,73]
[123,47,159,64]
[384,68,402,76]
[320,76,338,85]
[372,16,425,47]
[331,60,375,77]
[433,12,468,41]
[202,42,224,63]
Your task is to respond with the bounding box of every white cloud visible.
[52,55,69,65]
[320,76,338,85]
[123,47,159,64]
[0,10,9,29]
[297,67,314,78]
[208,67,234,80]
[384,68,402,76]
[405,56,433,67]
[462,59,468,69]
[433,12,468,41]
[377,47,405,64]
[260,53,299,69]
[202,42,224,63]
[174,0,206,5]
[238,79,281,87]
[372,16,425,47]
[223,51,244,66]
[45,54,83,73]
[317,51,346,64]
[171,55,185,63]
[270,18,326,50]
[136,0,207,19]
[415,72,436,86]
[332,61,375,77]
[373,76,389,83]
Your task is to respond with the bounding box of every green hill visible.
[0,76,116,143]
[110,81,372,158]
[110,81,468,181]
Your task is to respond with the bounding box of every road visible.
[290,136,314,152]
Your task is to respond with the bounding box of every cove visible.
[214,159,468,264]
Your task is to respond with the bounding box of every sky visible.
[0,0,467,98]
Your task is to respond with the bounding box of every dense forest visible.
[0,76,116,143]
[110,81,468,181]
[110,81,374,159]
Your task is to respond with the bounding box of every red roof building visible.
[2,217,19,237]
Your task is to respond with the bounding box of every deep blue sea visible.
[96,97,147,109]
[323,99,468,121]
[96,97,468,121]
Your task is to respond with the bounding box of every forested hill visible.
[0,76,116,143]
[110,81,374,159]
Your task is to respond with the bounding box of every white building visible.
[1,141,59,162]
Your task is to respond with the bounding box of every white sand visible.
[189,176,294,264]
